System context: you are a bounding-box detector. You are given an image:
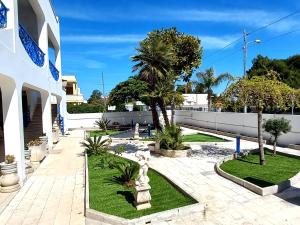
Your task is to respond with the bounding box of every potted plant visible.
[52,127,59,144]
[0,155,21,193]
[156,125,191,157]
[24,145,34,174]
[39,133,48,142]
[27,139,47,163]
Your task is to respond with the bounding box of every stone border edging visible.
[288,144,300,151]
[84,153,204,225]
[215,152,300,196]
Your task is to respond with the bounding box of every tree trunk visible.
[257,110,265,165]
[170,102,175,125]
[273,137,277,155]
[150,98,161,131]
[157,98,170,127]
[207,93,212,112]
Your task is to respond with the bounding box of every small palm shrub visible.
[111,161,139,187]
[81,136,111,156]
[27,139,42,147]
[157,125,185,150]
[95,118,111,134]
[263,118,291,155]
[5,155,15,164]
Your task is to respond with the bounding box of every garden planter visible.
[52,129,59,144]
[148,142,160,153]
[39,135,48,143]
[0,162,20,193]
[24,149,34,174]
[29,141,47,163]
[158,147,192,158]
[148,143,155,152]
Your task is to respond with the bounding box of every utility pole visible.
[243,29,248,78]
[242,30,261,113]
[100,72,106,113]
[243,30,248,113]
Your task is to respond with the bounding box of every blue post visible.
[131,119,134,129]
[236,134,241,154]
[147,124,151,137]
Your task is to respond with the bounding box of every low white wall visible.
[66,111,154,129]
[175,110,300,146]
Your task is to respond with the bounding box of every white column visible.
[2,0,18,51]
[41,92,53,150]
[38,21,48,66]
[2,84,26,181]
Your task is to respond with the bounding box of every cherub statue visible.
[135,151,150,187]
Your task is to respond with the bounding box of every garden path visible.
[0,130,85,225]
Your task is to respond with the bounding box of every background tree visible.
[108,76,150,109]
[224,76,298,165]
[135,28,202,126]
[67,103,105,114]
[195,68,234,111]
[263,118,291,155]
[247,54,300,88]
[88,90,104,105]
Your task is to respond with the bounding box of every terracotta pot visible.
[52,130,59,143]
[39,136,48,143]
[147,143,155,152]
[29,141,47,162]
[0,162,20,193]
[158,147,192,158]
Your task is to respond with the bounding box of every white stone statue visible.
[133,123,139,140]
[134,151,151,210]
[135,151,150,187]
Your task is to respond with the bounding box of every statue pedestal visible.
[134,184,151,210]
[133,132,139,140]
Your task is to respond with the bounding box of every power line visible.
[210,48,242,66]
[208,26,300,68]
[262,26,300,44]
[203,37,243,60]
[249,9,300,35]
[203,9,300,61]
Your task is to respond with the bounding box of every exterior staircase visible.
[24,104,43,145]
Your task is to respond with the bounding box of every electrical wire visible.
[203,9,300,61]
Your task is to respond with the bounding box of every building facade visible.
[62,75,85,105]
[0,0,66,181]
[181,94,208,111]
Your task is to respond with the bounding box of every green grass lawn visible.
[88,155,196,219]
[141,133,225,142]
[182,133,225,142]
[220,151,300,187]
[89,130,122,137]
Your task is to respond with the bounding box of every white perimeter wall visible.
[66,111,154,129]
[175,110,300,146]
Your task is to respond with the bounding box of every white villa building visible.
[62,75,85,105]
[181,94,208,110]
[0,0,66,182]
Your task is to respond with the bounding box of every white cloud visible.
[62,33,240,50]
[57,6,300,32]
[197,35,240,49]
[61,34,145,43]
[85,47,135,59]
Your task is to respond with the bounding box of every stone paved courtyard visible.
[0,130,85,225]
[1,128,300,225]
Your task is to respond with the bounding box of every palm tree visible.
[194,68,234,111]
[132,38,174,128]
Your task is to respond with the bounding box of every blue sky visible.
[52,0,300,99]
